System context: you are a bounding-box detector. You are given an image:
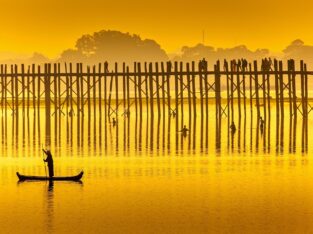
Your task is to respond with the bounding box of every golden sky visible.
[0,0,312,58]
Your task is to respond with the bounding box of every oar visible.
[42,146,47,178]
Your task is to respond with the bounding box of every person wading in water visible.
[42,149,54,178]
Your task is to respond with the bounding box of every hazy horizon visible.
[0,29,312,67]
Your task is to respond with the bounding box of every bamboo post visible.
[104,62,108,124]
[126,66,130,117]
[236,63,241,119]
[145,62,149,115]
[149,63,154,118]
[81,64,85,144]
[14,65,19,119]
[287,60,292,118]
[21,64,25,114]
[161,62,166,118]
[191,62,196,118]
[98,63,102,119]
[279,61,284,152]
[274,60,280,151]
[115,63,118,119]
[243,63,247,117]
[266,70,271,120]
[93,66,96,119]
[27,66,30,117]
[76,63,81,145]
[166,62,171,116]
[69,63,73,117]
[180,62,184,130]
[134,62,138,117]
[87,66,91,119]
[156,62,161,117]
[53,64,58,142]
[137,63,142,118]
[174,62,179,126]
[122,63,126,113]
[279,61,284,119]
[253,61,260,118]
[261,62,267,123]
[44,63,51,145]
[187,63,192,123]
[199,62,204,120]
[249,63,253,117]
[304,63,308,151]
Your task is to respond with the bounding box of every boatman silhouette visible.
[42,149,54,178]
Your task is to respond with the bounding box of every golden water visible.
[0,103,312,234]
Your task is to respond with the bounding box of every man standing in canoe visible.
[42,149,54,178]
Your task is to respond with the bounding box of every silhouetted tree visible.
[173,43,270,64]
[59,49,86,63]
[59,30,168,65]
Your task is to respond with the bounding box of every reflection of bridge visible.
[0,60,310,148]
[1,102,309,155]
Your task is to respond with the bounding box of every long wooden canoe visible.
[16,171,84,181]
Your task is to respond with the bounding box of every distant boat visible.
[16,171,84,181]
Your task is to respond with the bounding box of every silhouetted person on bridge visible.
[199,58,207,71]
[288,59,295,71]
[237,59,242,71]
[230,121,236,134]
[223,59,228,71]
[242,59,248,71]
[104,61,109,73]
[42,149,54,178]
[231,60,237,72]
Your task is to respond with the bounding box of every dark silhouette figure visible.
[237,59,242,71]
[199,58,208,71]
[69,110,74,117]
[260,117,265,135]
[230,121,236,134]
[43,149,54,178]
[241,59,248,71]
[223,59,228,71]
[170,109,177,118]
[112,118,117,127]
[180,125,189,137]
[122,109,130,117]
[231,59,237,72]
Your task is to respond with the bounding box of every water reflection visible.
[1,103,311,156]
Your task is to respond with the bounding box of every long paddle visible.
[42,146,47,178]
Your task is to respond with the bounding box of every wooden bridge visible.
[0,59,311,149]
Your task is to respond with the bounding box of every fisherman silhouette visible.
[170,109,177,118]
[260,117,265,135]
[230,121,236,134]
[122,109,130,117]
[112,118,117,127]
[42,149,54,178]
[180,125,189,137]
